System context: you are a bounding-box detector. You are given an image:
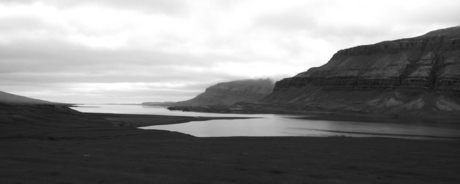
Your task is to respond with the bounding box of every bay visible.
[72,105,460,139]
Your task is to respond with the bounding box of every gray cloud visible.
[0,35,246,103]
[400,1,460,26]
[0,39,243,97]
[0,0,189,15]
[254,9,317,31]
[253,0,460,51]
[0,16,51,32]
[0,0,35,4]
[0,40,239,73]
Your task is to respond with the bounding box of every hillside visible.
[262,26,460,115]
[167,79,274,106]
[0,91,55,104]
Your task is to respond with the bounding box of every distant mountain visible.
[174,79,275,106]
[0,91,55,104]
[262,26,460,115]
[141,101,176,106]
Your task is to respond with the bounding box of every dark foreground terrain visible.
[1,103,460,184]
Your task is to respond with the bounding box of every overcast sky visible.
[0,0,459,103]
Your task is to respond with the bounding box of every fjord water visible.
[72,105,460,139]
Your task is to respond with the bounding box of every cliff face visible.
[263,26,460,114]
[175,79,274,106]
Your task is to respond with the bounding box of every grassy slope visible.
[0,91,54,104]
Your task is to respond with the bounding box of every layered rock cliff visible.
[263,26,460,114]
[174,79,274,106]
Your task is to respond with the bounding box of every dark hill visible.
[0,91,55,104]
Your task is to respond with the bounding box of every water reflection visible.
[144,116,460,139]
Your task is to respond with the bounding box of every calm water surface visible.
[72,105,460,139]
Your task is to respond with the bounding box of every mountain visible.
[0,91,55,104]
[262,26,460,115]
[174,79,275,106]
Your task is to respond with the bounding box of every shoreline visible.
[85,112,258,127]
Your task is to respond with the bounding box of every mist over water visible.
[72,105,460,140]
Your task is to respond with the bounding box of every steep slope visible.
[174,79,274,106]
[263,26,460,114]
[0,91,55,104]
